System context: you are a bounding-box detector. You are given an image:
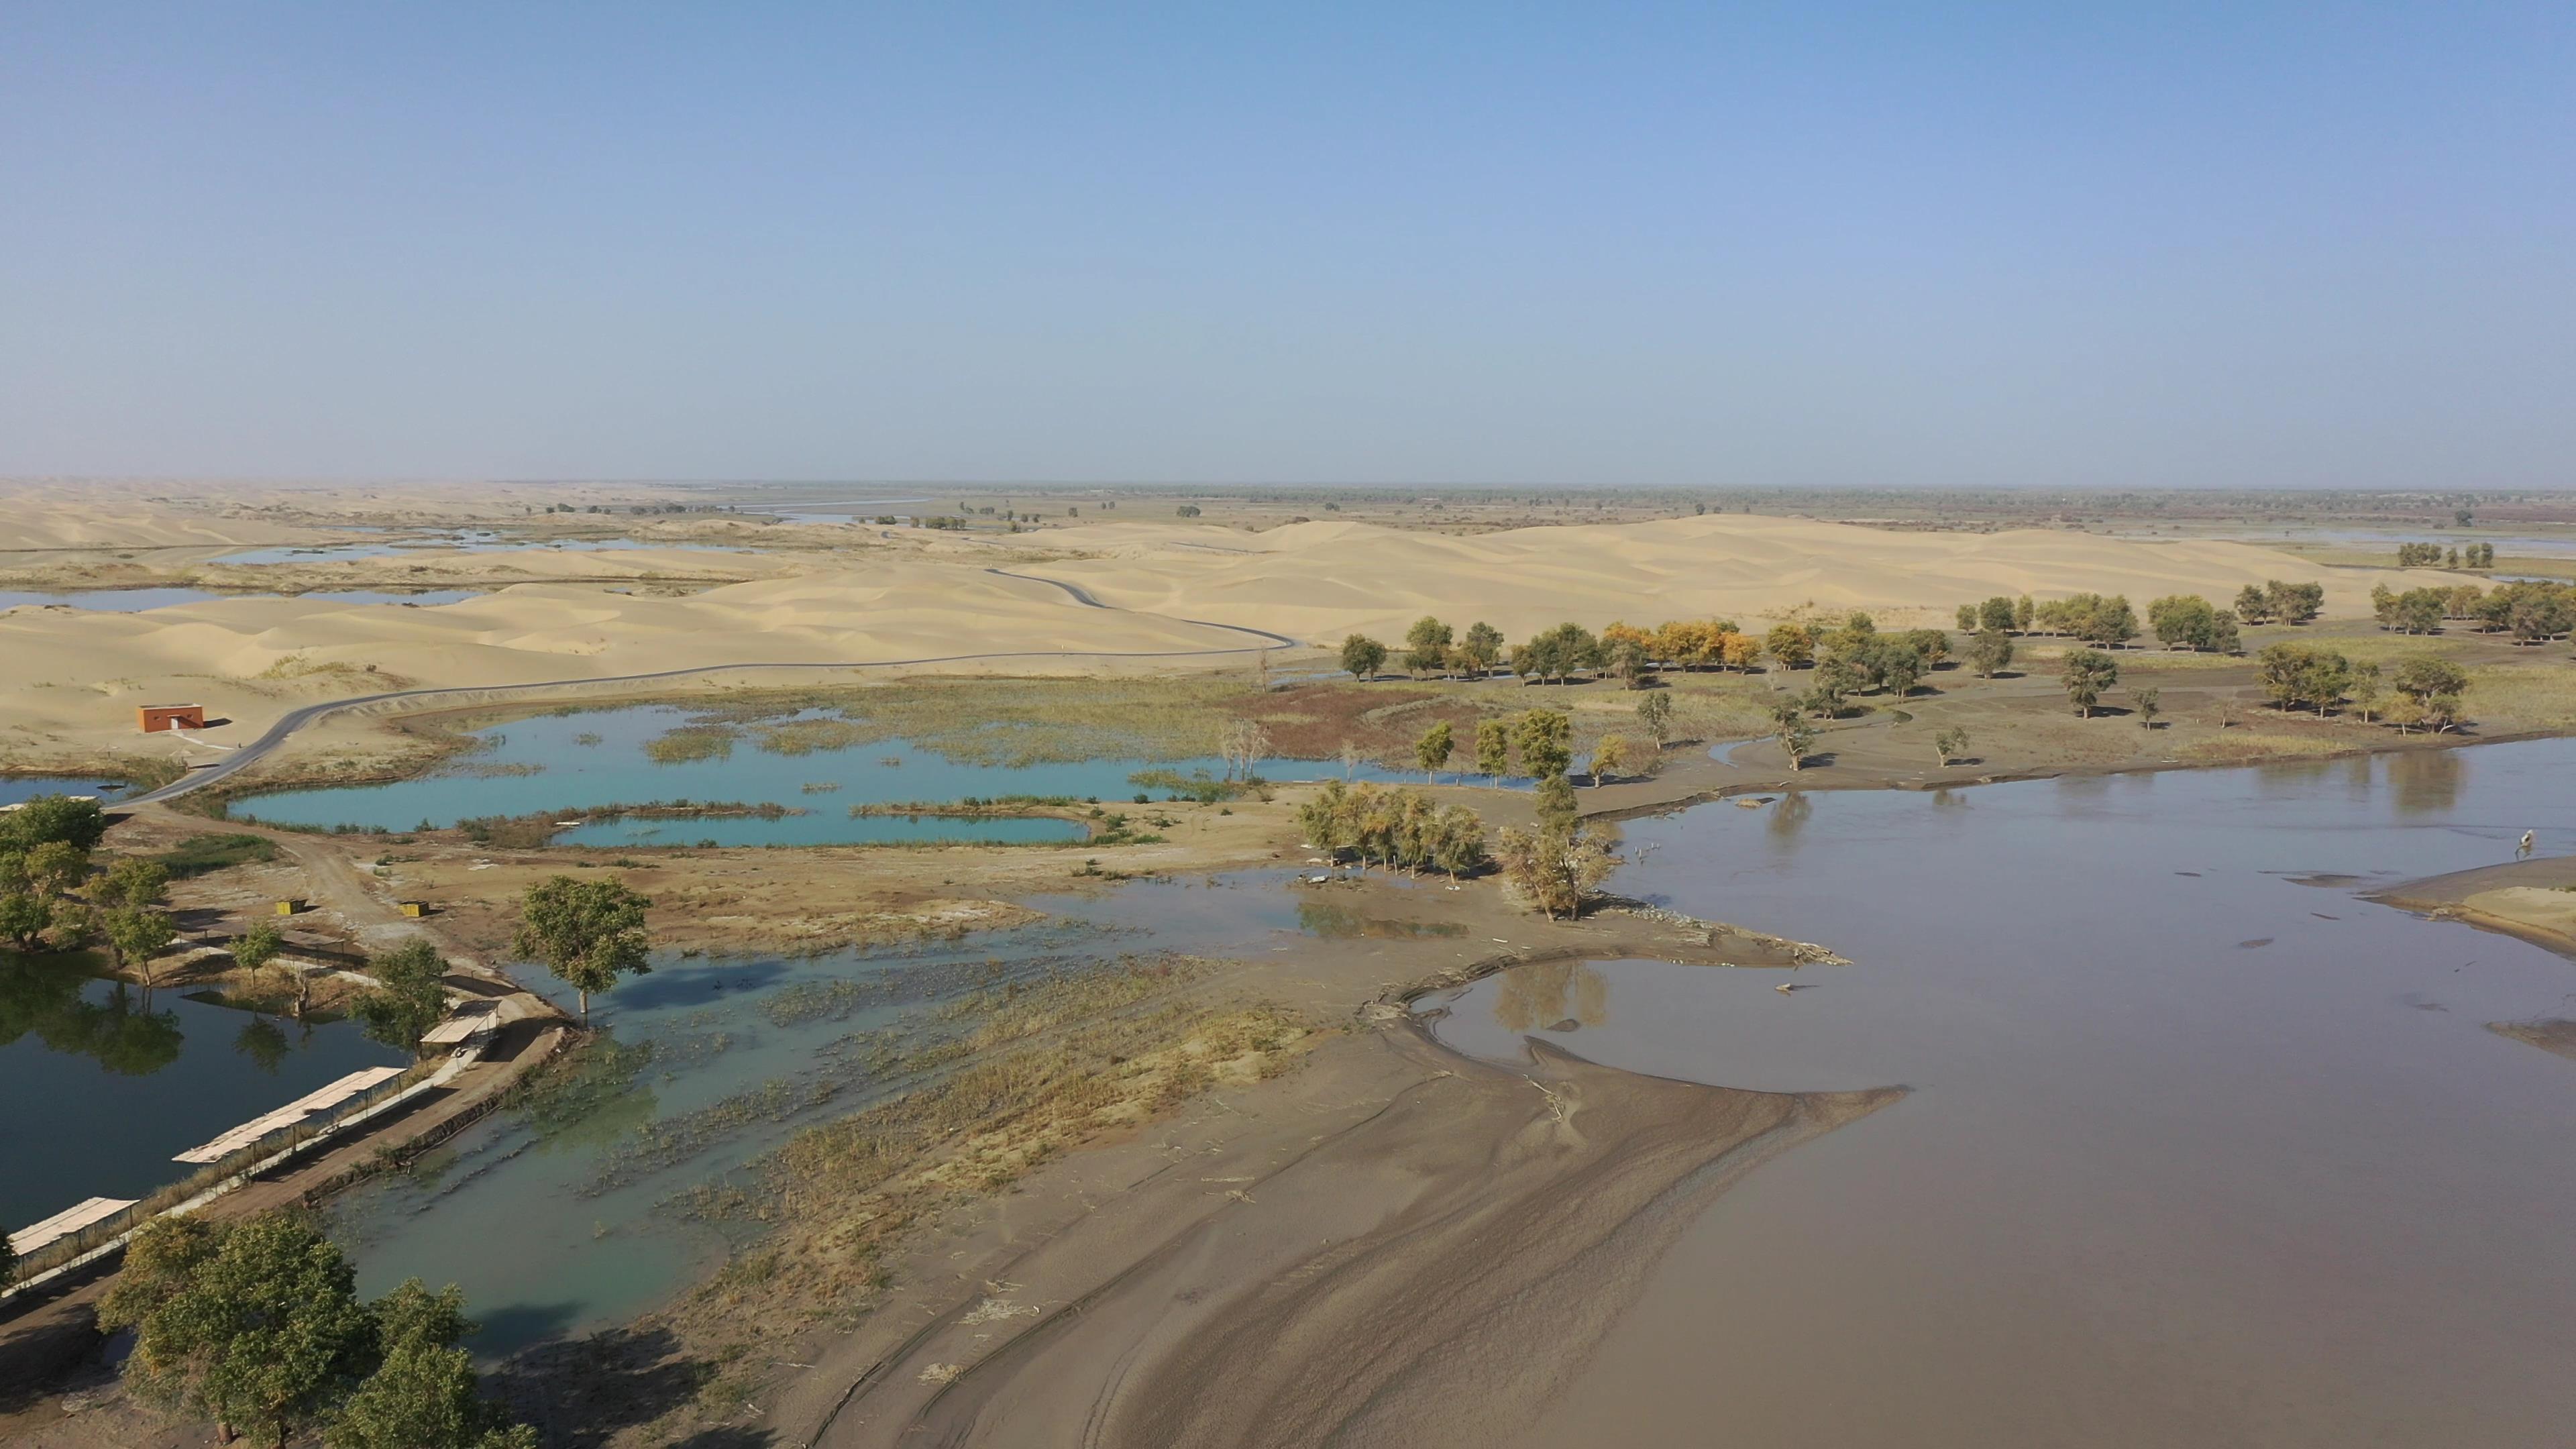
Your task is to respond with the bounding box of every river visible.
[1423,738,2576,1446]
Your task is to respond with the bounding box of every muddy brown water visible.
[1425,741,2576,1447]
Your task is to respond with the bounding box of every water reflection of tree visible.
[64,984,184,1075]
[1766,792,1813,847]
[1492,960,1608,1034]
[0,958,184,1075]
[234,1016,292,1074]
[2386,749,2463,818]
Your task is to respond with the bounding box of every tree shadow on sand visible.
[490,1325,720,1449]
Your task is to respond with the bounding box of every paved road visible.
[129,575,1301,806]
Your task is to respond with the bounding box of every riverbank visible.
[2369,854,2576,961]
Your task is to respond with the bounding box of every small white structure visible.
[172,1066,405,1164]
[9,1196,138,1258]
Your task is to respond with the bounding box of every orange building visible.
[136,704,205,733]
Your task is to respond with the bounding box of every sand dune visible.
[0,489,329,552]
[0,561,1269,763]
[1035,514,2451,639]
[0,513,2457,765]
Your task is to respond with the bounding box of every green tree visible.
[1428,805,1489,883]
[1933,725,1969,765]
[1414,720,1454,783]
[2135,687,2161,729]
[1955,603,1978,631]
[2266,580,2325,626]
[103,1215,377,1449]
[1402,616,1453,676]
[1512,709,1574,780]
[1474,718,1512,784]
[1968,629,2015,678]
[2014,595,2035,632]
[232,919,284,983]
[1458,621,1505,676]
[1879,643,1924,698]
[0,892,50,951]
[2061,649,2120,718]
[512,876,653,1025]
[1903,628,1950,674]
[103,905,178,986]
[22,841,91,898]
[2255,642,2353,716]
[2391,656,2469,701]
[1532,773,1579,830]
[1979,596,2019,633]
[1635,691,1674,745]
[1605,638,1653,690]
[1587,735,1629,784]
[0,795,108,853]
[1809,653,1863,715]
[2234,584,2271,625]
[96,857,171,910]
[1493,822,1621,920]
[355,939,449,1057]
[1773,704,1818,770]
[329,1281,536,1449]
[1338,634,1387,681]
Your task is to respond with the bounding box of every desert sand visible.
[1027,513,2444,639]
[0,506,2456,771]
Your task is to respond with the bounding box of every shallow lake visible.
[0,956,406,1232]
[216,531,744,565]
[1421,739,2576,1448]
[0,777,132,806]
[327,872,1329,1352]
[228,704,1458,847]
[0,588,486,612]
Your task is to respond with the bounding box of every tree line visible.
[2395,541,2494,569]
[1342,580,2353,695]
[2372,578,2576,643]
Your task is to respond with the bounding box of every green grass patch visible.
[152,833,282,877]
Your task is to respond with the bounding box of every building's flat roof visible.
[9,1196,138,1256]
[172,1066,405,1164]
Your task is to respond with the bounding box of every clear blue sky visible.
[3,3,2569,488]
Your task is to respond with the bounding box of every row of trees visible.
[1295,782,1488,879]
[2396,541,2495,568]
[2229,580,2326,626]
[2257,646,2467,729]
[0,796,185,981]
[2371,578,2576,642]
[99,1212,535,1448]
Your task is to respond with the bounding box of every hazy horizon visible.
[5,5,2571,489]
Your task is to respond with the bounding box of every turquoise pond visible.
[225,704,1466,847]
[0,776,133,806]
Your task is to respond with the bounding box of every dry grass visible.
[2465,661,2576,729]
[622,958,1313,1439]
[692,677,1260,765]
[2183,730,2355,763]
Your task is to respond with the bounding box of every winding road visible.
[127,572,1301,807]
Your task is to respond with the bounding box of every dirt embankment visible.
[2369,855,2576,962]
[786,1031,1900,1449]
